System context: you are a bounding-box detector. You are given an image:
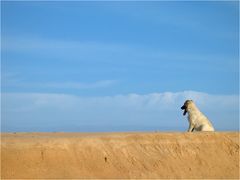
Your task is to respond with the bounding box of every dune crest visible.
[1,132,239,179]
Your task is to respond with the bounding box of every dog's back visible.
[182,100,215,132]
[190,110,214,131]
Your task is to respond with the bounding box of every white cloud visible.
[40,80,117,89]
[1,36,130,58]
[2,78,117,90]
[2,36,235,65]
[1,91,239,132]
[2,36,237,76]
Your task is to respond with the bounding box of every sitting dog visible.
[181,100,215,132]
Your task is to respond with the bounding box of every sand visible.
[1,132,239,179]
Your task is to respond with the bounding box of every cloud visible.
[43,80,117,89]
[1,36,130,59]
[2,76,117,90]
[2,36,237,74]
[1,91,238,132]
[2,36,237,96]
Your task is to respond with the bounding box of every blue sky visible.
[1,1,239,132]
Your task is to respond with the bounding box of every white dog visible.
[181,100,215,132]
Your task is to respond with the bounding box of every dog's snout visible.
[181,105,185,110]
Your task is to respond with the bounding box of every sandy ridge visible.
[1,132,239,179]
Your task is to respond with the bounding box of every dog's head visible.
[181,100,194,116]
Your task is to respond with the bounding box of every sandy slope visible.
[1,132,239,179]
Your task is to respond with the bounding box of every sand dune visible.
[1,132,239,179]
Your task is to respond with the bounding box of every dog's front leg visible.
[187,124,195,132]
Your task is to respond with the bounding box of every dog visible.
[181,100,215,132]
